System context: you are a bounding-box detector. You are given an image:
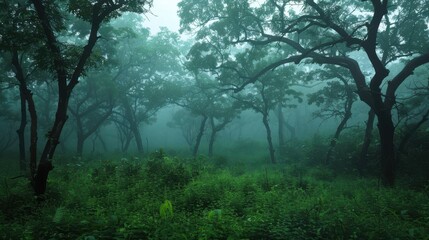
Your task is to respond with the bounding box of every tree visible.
[0,84,18,155]
[307,66,357,164]
[185,36,303,163]
[68,75,115,157]
[395,67,429,158]
[107,25,185,155]
[0,0,47,172]
[188,75,239,157]
[179,0,429,186]
[167,108,201,153]
[172,74,215,157]
[233,69,301,164]
[4,0,153,196]
[207,95,238,157]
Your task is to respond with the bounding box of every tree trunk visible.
[208,116,231,157]
[359,109,375,176]
[114,121,133,153]
[122,98,144,154]
[208,117,216,157]
[284,121,296,140]
[17,91,27,171]
[376,110,396,186]
[325,117,348,165]
[74,113,84,157]
[71,107,112,157]
[325,75,355,164]
[262,113,276,164]
[193,115,207,157]
[132,124,144,154]
[30,0,119,195]
[123,136,133,153]
[325,101,353,164]
[11,50,38,178]
[277,105,285,156]
[34,94,69,195]
[76,134,84,157]
[27,92,38,186]
[12,50,28,172]
[94,130,108,153]
[14,76,39,189]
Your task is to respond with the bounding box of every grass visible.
[1,153,429,239]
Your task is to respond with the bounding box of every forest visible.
[0,0,428,239]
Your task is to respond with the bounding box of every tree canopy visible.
[179,0,429,185]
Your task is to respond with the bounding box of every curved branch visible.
[385,52,429,108]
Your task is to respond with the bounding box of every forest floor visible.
[1,152,428,240]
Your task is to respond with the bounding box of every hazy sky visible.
[144,0,181,34]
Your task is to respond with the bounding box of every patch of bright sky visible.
[142,0,305,35]
[143,0,181,34]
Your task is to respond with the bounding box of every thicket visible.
[1,144,429,239]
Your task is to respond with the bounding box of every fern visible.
[160,200,173,219]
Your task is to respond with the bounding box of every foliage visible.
[146,150,193,188]
[159,200,173,220]
[307,66,357,121]
[1,152,429,239]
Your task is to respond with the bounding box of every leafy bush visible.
[146,150,192,188]
[1,154,429,239]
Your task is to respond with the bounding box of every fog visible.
[1,1,429,238]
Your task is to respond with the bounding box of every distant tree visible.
[68,76,115,157]
[186,39,303,163]
[233,72,301,164]
[207,95,238,157]
[167,108,201,152]
[276,103,298,155]
[0,85,18,155]
[107,24,185,155]
[179,0,429,186]
[396,68,429,157]
[0,123,18,154]
[186,75,240,157]
[307,66,357,164]
[276,104,286,152]
[172,74,215,157]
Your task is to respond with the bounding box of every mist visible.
[1,0,428,238]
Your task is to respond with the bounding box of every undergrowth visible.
[1,153,428,240]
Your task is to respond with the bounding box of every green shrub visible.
[146,153,192,188]
[1,154,429,239]
[309,166,336,181]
